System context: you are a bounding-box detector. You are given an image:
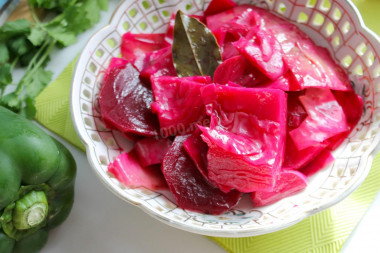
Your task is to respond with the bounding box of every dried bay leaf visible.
[172,10,221,77]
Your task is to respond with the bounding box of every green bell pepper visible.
[0,106,76,253]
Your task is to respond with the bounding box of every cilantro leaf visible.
[0,0,109,118]
[28,27,46,46]
[64,5,91,34]
[7,36,33,57]
[30,0,77,9]
[20,48,39,67]
[82,0,101,26]
[29,0,58,9]
[0,19,31,40]
[1,92,20,111]
[57,0,76,9]
[0,64,12,87]
[0,43,10,64]
[46,24,77,46]
[20,97,37,119]
[26,67,53,98]
[97,0,108,11]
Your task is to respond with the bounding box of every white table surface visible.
[36,1,380,252]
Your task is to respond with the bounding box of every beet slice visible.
[103,57,128,82]
[183,129,209,181]
[289,88,348,150]
[99,63,159,137]
[204,0,237,16]
[120,32,168,60]
[135,137,173,167]
[199,84,287,193]
[162,135,242,214]
[108,151,167,190]
[151,76,211,136]
[251,170,308,206]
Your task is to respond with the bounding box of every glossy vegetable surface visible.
[0,106,76,253]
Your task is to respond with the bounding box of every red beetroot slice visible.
[199,84,287,193]
[120,32,168,60]
[139,47,176,83]
[162,135,242,214]
[108,151,167,190]
[251,170,308,206]
[99,63,160,137]
[103,57,128,82]
[233,29,285,81]
[213,55,268,87]
[183,129,209,181]
[151,76,211,136]
[135,137,173,167]
[204,0,237,16]
[289,88,348,150]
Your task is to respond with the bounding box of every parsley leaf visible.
[29,0,59,9]
[26,67,53,98]
[19,97,37,119]
[0,43,10,64]
[82,0,101,26]
[97,0,108,11]
[64,5,91,35]
[46,24,77,46]
[0,64,12,87]
[0,20,31,40]
[28,27,46,46]
[0,0,109,119]
[1,92,20,111]
[7,36,33,57]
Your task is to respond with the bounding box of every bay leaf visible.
[172,10,221,77]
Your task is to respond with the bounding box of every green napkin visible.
[35,56,84,151]
[35,1,380,252]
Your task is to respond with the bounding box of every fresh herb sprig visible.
[0,0,108,118]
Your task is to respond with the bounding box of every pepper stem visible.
[13,191,48,230]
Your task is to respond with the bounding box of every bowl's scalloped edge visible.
[70,0,380,237]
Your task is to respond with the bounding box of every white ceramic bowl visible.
[71,0,380,237]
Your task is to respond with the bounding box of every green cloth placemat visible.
[35,1,380,252]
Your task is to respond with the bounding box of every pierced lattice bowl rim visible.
[71,0,380,237]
